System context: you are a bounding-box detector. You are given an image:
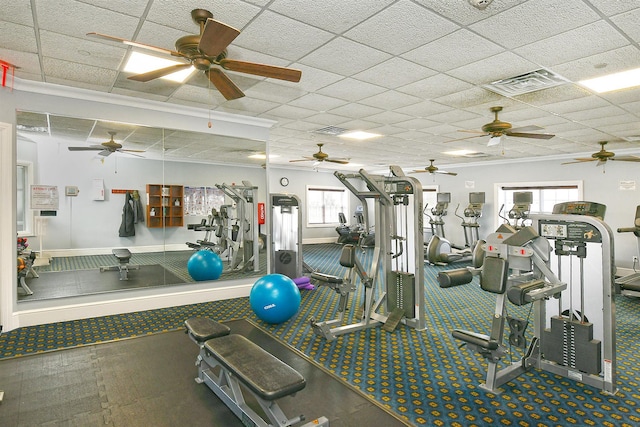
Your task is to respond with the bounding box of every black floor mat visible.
[18,264,185,301]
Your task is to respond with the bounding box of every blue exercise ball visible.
[250,274,301,324]
[187,250,223,281]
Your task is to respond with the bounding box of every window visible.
[306,186,348,226]
[495,181,582,227]
[17,162,33,236]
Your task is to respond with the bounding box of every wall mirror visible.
[16,110,268,303]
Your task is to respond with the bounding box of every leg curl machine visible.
[185,317,329,427]
[452,201,617,395]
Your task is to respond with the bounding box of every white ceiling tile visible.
[286,64,343,92]
[413,0,529,26]
[398,74,473,100]
[514,21,630,67]
[80,0,150,17]
[344,0,458,54]
[289,93,348,111]
[513,83,592,106]
[402,29,505,72]
[299,37,392,76]
[234,10,334,62]
[36,0,140,39]
[317,78,386,102]
[353,57,437,89]
[43,57,118,86]
[552,45,640,81]
[244,80,305,103]
[146,0,260,30]
[564,105,628,121]
[0,49,40,76]
[470,0,600,49]
[433,87,503,110]
[447,52,538,85]
[40,31,126,70]
[588,0,640,16]
[394,101,453,118]
[269,0,395,34]
[359,91,423,111]
[366,110,414,125]
[610,8,640,43]
[543,95,612,115]
[3,0,34,26]
[0,21,38,53]
[328,103,384,119]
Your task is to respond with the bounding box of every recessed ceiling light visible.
[124,51,195,83]
[248,153,279,159]
[338,131,382,140]
[579,67,640,93]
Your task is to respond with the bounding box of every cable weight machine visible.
[309,166,426,340]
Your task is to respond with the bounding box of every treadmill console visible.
[552,201,606,220]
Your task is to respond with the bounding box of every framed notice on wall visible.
[30,185,59,210]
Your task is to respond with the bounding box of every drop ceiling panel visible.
[269,0,395,34]
[344,0,458,54]
[514,21,630,67]
[234,10,334,62]
[354,57,437,89]
[470,0,600,49]
[299,37,392,76]
[401,29,505,72]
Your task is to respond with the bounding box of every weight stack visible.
[542,316,601,375]
[275,249,297,279]
[387,271,415,318]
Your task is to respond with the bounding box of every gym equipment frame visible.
[309,166,426,340]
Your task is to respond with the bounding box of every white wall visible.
[413,158,639,269]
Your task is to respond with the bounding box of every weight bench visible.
[185,317,329,427]
[100,248,139,280]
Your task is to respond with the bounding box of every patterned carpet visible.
[2,243,640,426]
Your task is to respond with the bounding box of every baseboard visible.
[10,281,252,330]
[39,244,189,258]
[302,237,338,245]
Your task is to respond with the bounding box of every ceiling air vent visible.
[312,126,348,136]
[484,68,569,96]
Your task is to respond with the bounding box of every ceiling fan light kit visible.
[289,143,349,165]
[88,9,302,100]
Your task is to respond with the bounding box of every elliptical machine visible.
[499,191,533,230]
[425,192,484,266]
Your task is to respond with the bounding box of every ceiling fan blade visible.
[220,59,302,82]
[505,131,555,140]
[445,133,489,143]
[611,155,640,162]
[207,69,244,100]
[325,158,350,165]
[119,150,145,158]
[410,170,430,173]
[98,150,112,157]
[289,157,316,163]
[68,146,104,151]
[121,149,146,153]
[87,32,186,58]
[561,158,598,165]
[128,63,193,82]
[198,19,240,58]
[509,125,544,133]
[458,129,487,134]
[436,170,458,176]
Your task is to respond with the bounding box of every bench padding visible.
[185,317,230,343]
[112,248,132,261]
[311,272,343,284]
[204,334,306,401]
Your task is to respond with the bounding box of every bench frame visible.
[185,318,329,427]
[99,248,138,280]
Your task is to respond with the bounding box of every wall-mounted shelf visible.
[146,184,184,228]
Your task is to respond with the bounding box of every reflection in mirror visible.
[16,111,267,302]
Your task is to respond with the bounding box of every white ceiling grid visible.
[1,0,639,171]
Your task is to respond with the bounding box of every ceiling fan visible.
[68,132,145,157]
[411,159,457,176]
[87,9,302,100]
[562,141,640,166]
[453,106,555,146]
[289,143,349,165]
